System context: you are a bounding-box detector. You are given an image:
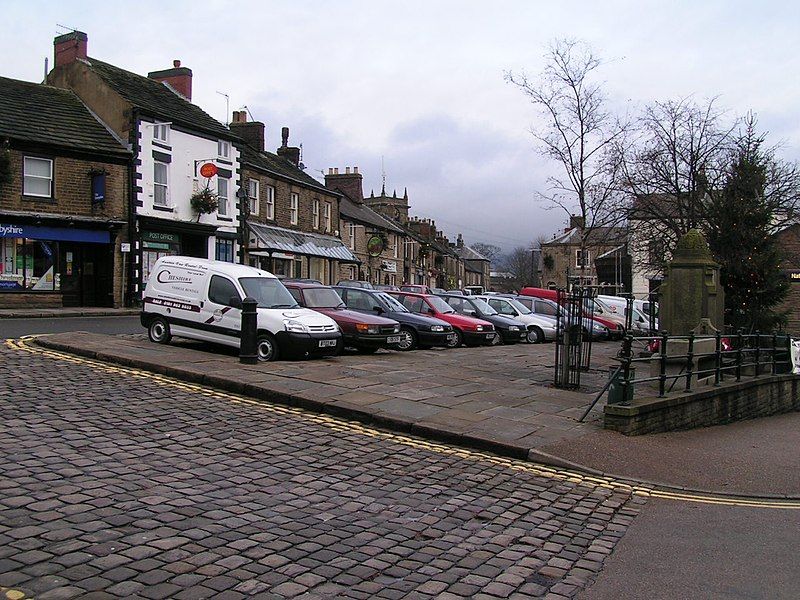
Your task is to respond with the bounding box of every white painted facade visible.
[133,117,240,293]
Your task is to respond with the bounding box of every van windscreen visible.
[239,277,299,309]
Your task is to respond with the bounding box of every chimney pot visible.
[334,168,339,175]
[281,127,289,148]
[328,168,333,175]
[173,59,181,68]
[345,167,350,174]
[354,166,359,174]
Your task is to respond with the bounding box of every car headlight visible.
[356,323,380,334]
[393,325,400,333]
[476,325,484,331]
[430,325,444,332]
[508,326,519,331]
[284,319,309,333]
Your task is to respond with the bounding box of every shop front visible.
[0,217,123,308]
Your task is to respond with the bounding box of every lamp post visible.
[237,185,250,265]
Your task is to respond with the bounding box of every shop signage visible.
[199,163,218,178]
[272,252,295,260]
[381,260,397,273]
[120,243,131,253]
[786,270,800,283]
[0,223,109,243]
[367,235,384,257]
[91,173,106,205]
[142,231,180,244]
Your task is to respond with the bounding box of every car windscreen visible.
[469,298,497,315]
[377,292,408,312]
[508,298,532,314]
[303,287,345,308]
[427,295,455,314]
[239,277,299,309]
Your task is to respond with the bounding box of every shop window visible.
[153,123,170,143]
[290,193,299,225]
[0,238,58,291]
[23,157,53,198]
[265,185,275,220]
[324,203,331,233]
[313,199,320,230]
[218,178,229,216]
[248,179,259,215]
[215,238,234,263]
[154,161,168,206]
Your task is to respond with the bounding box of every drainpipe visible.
[126,108,140,307]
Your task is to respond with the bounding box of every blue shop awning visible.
[248,222,359,263]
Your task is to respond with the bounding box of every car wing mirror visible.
[373,305,384,314]
[229,296,243,309]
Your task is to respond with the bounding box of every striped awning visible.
[248,222,359,263]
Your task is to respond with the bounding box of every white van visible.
[141,256,341,361]
[597,295,658,331]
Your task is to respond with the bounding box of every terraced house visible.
[229,111,358,284]
[0,76,130,309]
[47,31,241,303]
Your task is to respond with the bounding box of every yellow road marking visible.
[6,336,800,511]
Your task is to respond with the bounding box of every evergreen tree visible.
[705,117,789,332]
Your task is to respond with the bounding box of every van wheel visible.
[397,327,417,351]
[257,334,279,362]
[148,317,171,344]
[447,329,463,348]
[527,327,543,344]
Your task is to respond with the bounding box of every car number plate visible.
[387,336,402,344]
[486,333,495,339]
[318,339,337,348]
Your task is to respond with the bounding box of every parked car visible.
[285,282,401,353]
[336,280,375,289]
[399,284,433,294]
[598,294,659,331]
[463,285,485,295]
[335,286,456,351]
[519,287,625,339]
[437,293,527,344]
[282,278,323,284]
[475,295,557,343]
[375,284,401,292]
[507,295,610,340]
[141,257,341,361]
[390,291,496,348]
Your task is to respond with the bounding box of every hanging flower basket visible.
[190,188,219,221]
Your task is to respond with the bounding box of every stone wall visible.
[604,374,800,435]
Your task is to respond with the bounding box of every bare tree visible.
[471,242,503,263]
[506,38,625,283]
[501,246,536,289]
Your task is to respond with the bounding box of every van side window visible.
[208,275,240,307]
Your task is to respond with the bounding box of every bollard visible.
[240,296,258,364]
[620,335,633,406]
[685,332,694,392]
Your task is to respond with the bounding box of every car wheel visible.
[527,327,543,344]
[447,328,463,348]
[397,327,418,351]
[491,332,503,345]
[256,333,279,362]
[148,317,171,344]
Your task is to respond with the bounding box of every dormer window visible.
[218,140,230,159]
[153,123,170,143]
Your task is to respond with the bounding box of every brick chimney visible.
[456,233,464,248]
[54,31,88,68]
[325,166,364,203]
[148,60,192,101]
[229,110,265,152]
[569,215,585,230]
[276,127,301,166]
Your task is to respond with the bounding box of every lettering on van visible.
[156,269,194,284]
[143,297,201,312]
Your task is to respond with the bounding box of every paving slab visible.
[33,332,615,461]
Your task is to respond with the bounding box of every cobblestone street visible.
[0,341,643,599]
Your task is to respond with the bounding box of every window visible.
[208,275,240,306]
[23,157,53,198]
[290,193,299,225]
[248,179,259,215]
[576,249,590,268]
[324,203,331,233]
[153,123,170,143]
[218,140,230,159]
[346,289,373,311]
[401,295,424,313]
[393,234,398,259]
[265,185,275,220]
[348,224,356,250]
[153,161,168,206]
[215,238,235,263]
[312,199,320,230]
[217,178,229,216]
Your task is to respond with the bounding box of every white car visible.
[476,295,557,343]
[141,256,341,361]
[598,294,659,331]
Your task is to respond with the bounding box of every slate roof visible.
[239,144,334,195]
[455,245,489,262]
[86,58,234,140]
[0,76,129,156]
[546,226,627,246]
[339,196,405,234]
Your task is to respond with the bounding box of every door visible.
[199,274,243,346]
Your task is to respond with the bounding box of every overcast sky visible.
[4,1,800,250]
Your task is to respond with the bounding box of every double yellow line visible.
[6,336,800,511]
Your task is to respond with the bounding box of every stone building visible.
[325,168,405,285]
[453,234,490,289]
[0,75,130,308]
[230,111,357,283]
[47,31,241,303]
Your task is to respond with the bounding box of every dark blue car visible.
[334,287,456,351]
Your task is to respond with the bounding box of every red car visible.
[519,286,625,340]
[399,284,433,294]
[390,291,496,348]
[285,282,402,353]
